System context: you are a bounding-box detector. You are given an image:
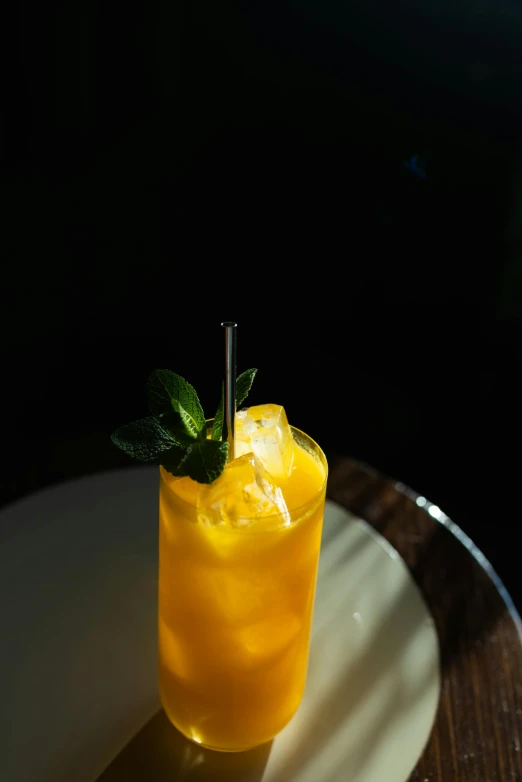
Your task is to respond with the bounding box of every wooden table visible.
[328,456,522,781]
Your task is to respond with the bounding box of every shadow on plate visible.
[96,710,272,782]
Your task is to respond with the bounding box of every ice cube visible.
[236,614,301,669]
[199,453,290,527]
[235,404,295,480]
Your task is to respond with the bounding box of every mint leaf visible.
[173,439,229,484]
[212,368,258,440]
[211,383,224,441]
[160,444,193,476]
[111,417,190,463]
[171,397,205,440]
[147,369,206,439]
[147,370,180,414]
[236,368,257,407]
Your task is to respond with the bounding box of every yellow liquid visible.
[158,426,327,751]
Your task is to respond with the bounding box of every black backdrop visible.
[2,1,521,607]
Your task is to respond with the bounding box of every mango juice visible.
[158,415,327,751]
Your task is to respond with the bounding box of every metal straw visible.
[221,321,237,460]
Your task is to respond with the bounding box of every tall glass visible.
[158,425,327,752]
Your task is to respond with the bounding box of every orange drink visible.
[158,404,327,751]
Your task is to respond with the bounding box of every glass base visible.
[192,740,262,753]
[161,702,271,754]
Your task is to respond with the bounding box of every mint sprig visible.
[110,367,257,484]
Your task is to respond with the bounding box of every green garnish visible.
[111,368,257,484]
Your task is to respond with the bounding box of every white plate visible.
[0,467,440,782]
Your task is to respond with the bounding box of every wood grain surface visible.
[327,456,522,782]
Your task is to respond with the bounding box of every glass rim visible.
[159,423,328,526]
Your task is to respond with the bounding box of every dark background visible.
[1,2,521,606]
